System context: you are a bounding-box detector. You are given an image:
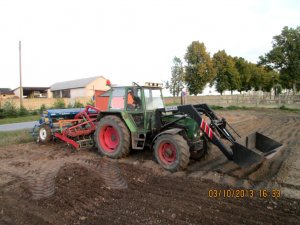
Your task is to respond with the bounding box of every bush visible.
[86,99,95,107]
[73,100,84,108]
[18,106,29,116]
[39,104,47,114]
[53,99,66,109]
[31,110,39,115]
[0,108,4,119]
[2,101,18,118]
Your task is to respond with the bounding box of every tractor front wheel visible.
[95,115,130,158]
[38,125,52,143]
[154,134,190,172]
[190,137,211,160]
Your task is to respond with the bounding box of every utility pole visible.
[19,41,23,107]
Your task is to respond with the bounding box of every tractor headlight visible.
[194,130,200,138]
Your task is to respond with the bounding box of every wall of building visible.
[86,77,110,97]
[0,94,16,99]
[14,88,20,97]
[70,88,86,98]
[47,89,53,98]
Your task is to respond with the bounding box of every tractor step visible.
[131,133,146,150]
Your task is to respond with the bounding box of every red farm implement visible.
[33,105,100,149]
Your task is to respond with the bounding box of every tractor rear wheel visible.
[154,134,190,172]
[38,125,52,143]
[95,115,130,158]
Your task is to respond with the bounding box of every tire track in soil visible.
[1,124,300,225]
[0,149,128,200]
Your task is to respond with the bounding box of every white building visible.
[50,76,110,98]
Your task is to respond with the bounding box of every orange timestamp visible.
[208,189,281,198]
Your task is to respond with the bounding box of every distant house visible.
[50,76,109,98]
[13,87,49,98]
[0,88,15,98]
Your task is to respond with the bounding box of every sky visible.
[0,0,299,90]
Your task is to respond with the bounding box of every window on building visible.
[62,90,70,98]
[53,91,61,98]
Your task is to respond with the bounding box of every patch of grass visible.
[210,105,224,110]
[0,130,32,147]
[164,102,180,106]
[226,105,248,110]
[279,105,300,113]
[208,105,248,110]
[0,115,40,125]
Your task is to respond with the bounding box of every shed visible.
[50,76,110,98]
[0,88,15,98]
[13,87,49,98]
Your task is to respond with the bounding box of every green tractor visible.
[95,83,282,172]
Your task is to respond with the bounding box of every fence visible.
[0,97,92,110]
[1,94,300,110]
[164,94,300,109]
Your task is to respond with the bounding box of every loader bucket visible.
[231,132,282,168]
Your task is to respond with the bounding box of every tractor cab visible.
[97,83,165,150]
[105,83,164,112]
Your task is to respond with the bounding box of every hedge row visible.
[0,99,94,119]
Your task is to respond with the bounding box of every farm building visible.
[13,87,49,98]
[0,88,15,98]
[50,76,110,98]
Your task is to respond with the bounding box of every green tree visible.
[212,50,240,95]
[184,41,215,95]
[259,26,300,93]
[168,56,185,97]
[234,57,252,93]
[249,64,267,91]
[249,64,279,92]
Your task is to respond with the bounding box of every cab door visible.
[125,87,146,149]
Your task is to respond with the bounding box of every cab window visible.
[126,88,142,110]
[144,88,164,110]
[110,88,125,109]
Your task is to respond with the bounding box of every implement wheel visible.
[95,115,130,158]
[38,125,52,143]
[154,134,190,172]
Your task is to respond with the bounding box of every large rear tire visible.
[95,115,130,158]
[38,125,52,143]
[154,134,190,172]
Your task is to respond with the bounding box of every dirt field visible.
[0,109,300,225]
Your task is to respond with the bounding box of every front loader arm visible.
[176,104,282,168]
[176,105,234,160]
